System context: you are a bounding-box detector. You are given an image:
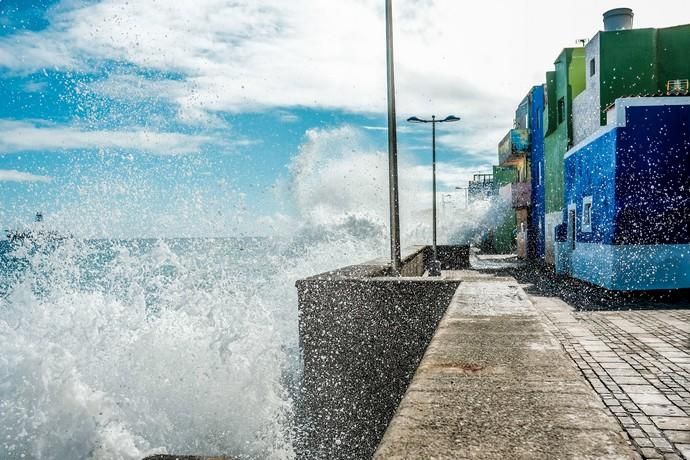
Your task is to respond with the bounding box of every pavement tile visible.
[640,447,664,458]
[614,376,650,385]
[676,444,690,459]
[630,393,675,406]
[661,352,690,359]
[651,417,690,431]
[635,415,653,425]
[639,405,688,417]
[641,423,663,437]
[665,431,690,444]
[609,368,644,376]
[634,437,654,448]
[623,385,665,394]
[603,362,637,369]
[608,383,624,393]
[590,352,621,359]
[618,416,636,427]
[651,437,675,451]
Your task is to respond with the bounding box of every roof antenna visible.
[576,38,587,47]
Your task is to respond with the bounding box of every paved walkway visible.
[374,271,633,459]
[535,297,690,460]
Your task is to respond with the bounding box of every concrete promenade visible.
[374,269,635,459]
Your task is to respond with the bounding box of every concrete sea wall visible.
[295,245,469,459]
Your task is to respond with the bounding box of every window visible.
[590,58,596,77]
[557,98,565,124]
[582,196,593,233]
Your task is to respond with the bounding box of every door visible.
[568,209,576,251]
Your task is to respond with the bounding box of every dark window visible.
[557,98,565,124]
[590,58,596,77]
[582,197,593,232]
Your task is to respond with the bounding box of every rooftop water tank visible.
[603,8,634,31]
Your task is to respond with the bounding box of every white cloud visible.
[0,169,52,183]
[0,31,77,70]
[361,125,415,134]
[0,120,212,155]
[23,81,48,93]
[1,0,688,162]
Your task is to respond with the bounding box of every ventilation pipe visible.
[603,8,634,31]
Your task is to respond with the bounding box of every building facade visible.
[543,48,586,265]
[562,97,690,290]
[478,12,690,290]
[527,85,546,260]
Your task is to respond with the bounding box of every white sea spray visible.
[0,125,496,459]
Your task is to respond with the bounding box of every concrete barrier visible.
[143,456,236,460]
[295,245,469,459]
[434,244,471,270]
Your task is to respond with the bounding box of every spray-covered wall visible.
[573,34,601,145]
[563,98,690,290]
[529,85,546,259]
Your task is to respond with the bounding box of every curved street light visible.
[407,114,461,276]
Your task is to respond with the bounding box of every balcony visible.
[511,182,531,208]
[498,129,530,166]
[467,174,494,201]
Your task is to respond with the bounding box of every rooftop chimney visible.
[603,8,634,31]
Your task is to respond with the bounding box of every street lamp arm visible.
[407,115,461,124]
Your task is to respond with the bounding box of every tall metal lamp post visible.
[407,115,461,276]
[385,0,402,274]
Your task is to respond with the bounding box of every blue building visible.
[561,97,690,290]
[527,85,546,260]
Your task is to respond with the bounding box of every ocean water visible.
[0,126,504,460]
[0,228,386,460]
[0,204,504,460]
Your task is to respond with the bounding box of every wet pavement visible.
[535,296,690,459]
[375,254,690,459]
[374,268,633,459]
[480,254,690,459]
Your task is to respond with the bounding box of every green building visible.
[543,48,586,265]
[491,165,519,253]
[572,24,690,144]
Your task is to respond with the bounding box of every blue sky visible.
[1,0,688,237]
